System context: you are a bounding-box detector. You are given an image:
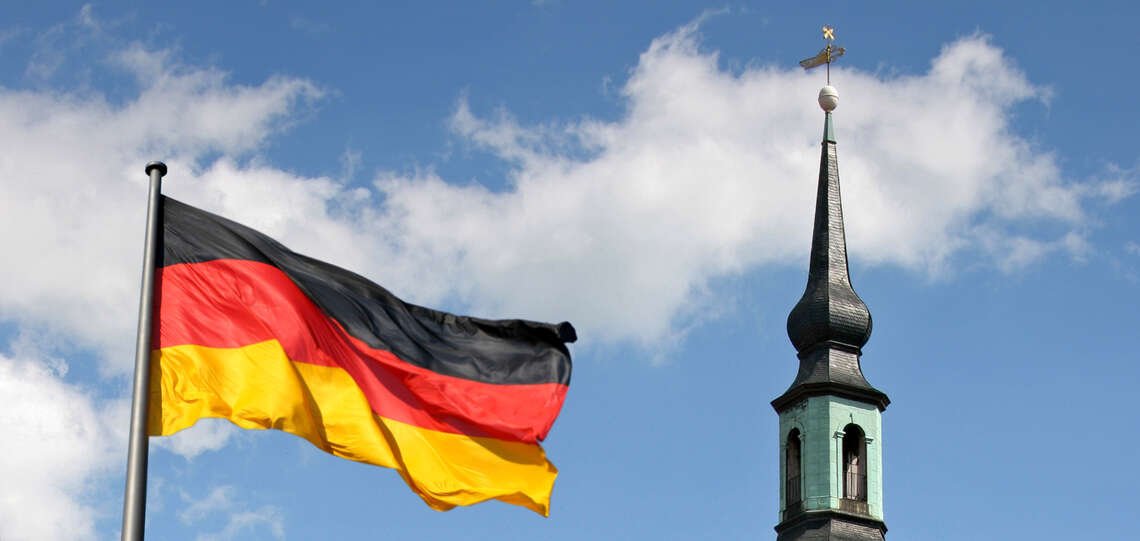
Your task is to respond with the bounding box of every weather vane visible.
[799,25,846,84]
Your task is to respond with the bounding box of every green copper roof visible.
[823,112,836,143]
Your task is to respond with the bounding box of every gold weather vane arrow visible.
[800,25,845,84]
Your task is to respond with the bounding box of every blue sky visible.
[1,2,1137,540]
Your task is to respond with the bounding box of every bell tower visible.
[773,33,890,540]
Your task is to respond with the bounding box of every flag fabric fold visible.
[149,196,574,515]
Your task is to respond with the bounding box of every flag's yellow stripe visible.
[149,340,557,515]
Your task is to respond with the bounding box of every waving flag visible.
[149,196,575,515]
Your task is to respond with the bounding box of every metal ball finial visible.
[818,85,839,112]
[145,161,167,177]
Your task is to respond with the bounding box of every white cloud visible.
[973,227,1091,272]
[1079,164,1139,204]
[179,485,236,523]
[179,486,285,541]
[0,34,322,376]
[0,351,118,541]
[1,16,1132,366]
[152,419,240,459]
[196,507,286,541]
[361,25,1131,345]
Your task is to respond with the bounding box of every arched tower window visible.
[785,429,802,506]
[842,424,867,502]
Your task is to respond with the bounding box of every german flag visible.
[149,196,574,515]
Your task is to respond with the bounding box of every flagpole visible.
[121,161,166,541]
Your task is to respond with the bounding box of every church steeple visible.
[771,76,890,540]
[774,87,888,412]
[787,101,869,355]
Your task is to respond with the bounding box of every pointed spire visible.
[773,86,888,412]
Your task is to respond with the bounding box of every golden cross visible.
[822,25,835,41]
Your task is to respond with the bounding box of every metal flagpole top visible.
[145,161,167,177]
[122,160,166,541]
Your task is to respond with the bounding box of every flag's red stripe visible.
[154,259,567,443]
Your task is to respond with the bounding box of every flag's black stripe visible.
[159,196,574,386]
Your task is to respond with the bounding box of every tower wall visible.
[779,396,883,522]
